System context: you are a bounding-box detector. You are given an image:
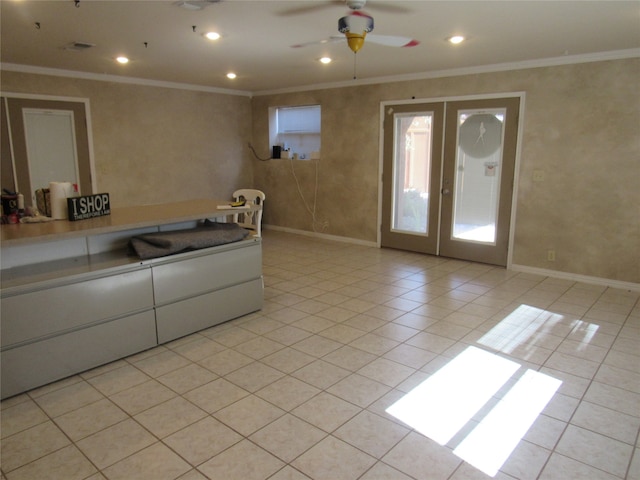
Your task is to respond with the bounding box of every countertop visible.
[0,199,256,247]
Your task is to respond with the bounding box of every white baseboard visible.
[510,264,640,292]
[263,225,640,292]
[263,225,377,248]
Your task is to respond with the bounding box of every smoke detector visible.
[176,0,221,10]
[64,41,95,52]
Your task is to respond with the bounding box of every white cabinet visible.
[2,311,157,399]
[156,278,263,344]
[152,240,262,305]
[152,241,263,343]
[0,203,263,399]
[1,265,156,398]
[2,268,154,347]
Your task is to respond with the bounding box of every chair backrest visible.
[232,189,266,236]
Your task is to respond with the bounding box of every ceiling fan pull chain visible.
[353,53,357,80]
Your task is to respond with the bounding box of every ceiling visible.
[2,1,639,95]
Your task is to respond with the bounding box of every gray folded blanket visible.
[130,221,250,260]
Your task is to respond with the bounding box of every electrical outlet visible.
[547,250,556,261]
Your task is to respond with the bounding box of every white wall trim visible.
[510,264,640,292]
[0,63,252,97]
[507,93,526,270]
[264,226,639,291]
[2,92,99,194]
[263,224,377,248]
[255,48,640,96]
[4,48,638,98]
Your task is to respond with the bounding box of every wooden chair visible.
[232,189,266,237]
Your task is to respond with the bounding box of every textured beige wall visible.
[1,71,253,208]
[252,58,639,283]
[252,86,381,240]
[2,59,637,283]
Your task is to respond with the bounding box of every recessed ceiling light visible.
[116,56,129,64]
[204,31,221,41]
[226,72,237,79]
[319,57,332,64]
[447,35,465,45]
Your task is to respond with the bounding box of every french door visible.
[381,97,520,266]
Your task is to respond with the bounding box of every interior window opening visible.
[269,105,321,160]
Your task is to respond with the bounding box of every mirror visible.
[1,94,95,208]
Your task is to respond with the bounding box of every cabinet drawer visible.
[1,268,153,348]
[1,310,157,399]
[153,242,261,305]
[156,278,263,343]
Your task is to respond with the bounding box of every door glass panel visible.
[452,109,505,244]
[392,113,433,235]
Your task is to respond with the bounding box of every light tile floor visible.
[1,230,639,480]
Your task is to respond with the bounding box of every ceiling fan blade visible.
[279,0,412,16]
[364,1,411,14]
[291,37,344,49]
[278,0,342,16]
[292,34,419,49]
[366,34,419,47]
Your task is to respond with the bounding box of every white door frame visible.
[2,92,98,194]
[378,92,526,269]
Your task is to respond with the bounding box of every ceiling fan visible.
[290,4,419,54]
[280,0,411,17]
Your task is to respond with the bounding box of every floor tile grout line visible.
[2,232,639,479]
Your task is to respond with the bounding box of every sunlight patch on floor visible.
[386,346,520,445]
[478,304,599,358]
[386,308,566,477]
[453,368,561,476]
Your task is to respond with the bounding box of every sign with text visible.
[67,193,111,221]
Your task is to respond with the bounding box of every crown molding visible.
[254,48,640,96]
[2,48,638,98]
[0,63,252,97]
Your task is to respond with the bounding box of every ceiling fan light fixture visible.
[339,11,374,53]
[345,32,367,53]
[338,11,374,35]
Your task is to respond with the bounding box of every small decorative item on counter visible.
[19,213,55,223]
[49,181,75,220]
[1,190,18,213]
[230,196,246,207]
[217,196,249,210]
[17,193,25,219]
[1,190,18,224]
[35,188,51,217]
[67,193,111,221]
